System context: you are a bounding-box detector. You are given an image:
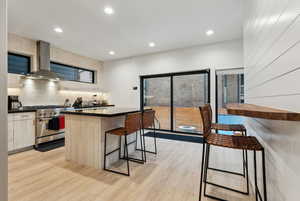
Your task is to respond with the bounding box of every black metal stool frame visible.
[136,115,160,161]
[207,130,249,195]
[199,142,267,201]
[103,129,146,176]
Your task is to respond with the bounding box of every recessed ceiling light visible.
[149,42,156,47]
[54,27,63,33]
[104,6,114,15]
[109,51,115,55]
[206,30,214,36]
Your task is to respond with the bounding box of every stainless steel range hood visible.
[26,41,61,81]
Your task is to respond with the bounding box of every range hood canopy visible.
[26,41,61,81]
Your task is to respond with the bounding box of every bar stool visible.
[103,112,145,176]
[208,105,247,136]
[137,110,158,162]
[207,104,249,191]
[199,104,267,201]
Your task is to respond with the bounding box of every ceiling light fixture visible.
[206,30,214,36]
[54,27,63,33]
[109,51,115,55]
[149,42,156,47]
[104,6,114,15]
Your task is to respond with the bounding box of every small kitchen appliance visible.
[8,96,22,110]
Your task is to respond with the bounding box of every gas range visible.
[37,108,63,119]
[22,105,65,118]
[33,105,66,148]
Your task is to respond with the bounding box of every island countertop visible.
[62,107,142,117]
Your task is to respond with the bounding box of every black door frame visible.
[140,69,210,135]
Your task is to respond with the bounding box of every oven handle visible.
[38,115,64,121]
[38,117,53,121]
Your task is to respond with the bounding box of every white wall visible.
[8,33,106,106]
[244,0,300,200]
[103,39,243,113]
[0,0,8,200]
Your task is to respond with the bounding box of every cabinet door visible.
[23,119,35,147]
[14,119,35,150]
[8,120,14,151]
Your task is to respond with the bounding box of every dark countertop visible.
[62,107,142,117]
[8,105,115,114]
[74,104,115,109]
[8,109,37,113]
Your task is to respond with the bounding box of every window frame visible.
[50,61,95,84]
[8,52,31,75]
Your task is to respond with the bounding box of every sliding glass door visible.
[143,77,171,130]
[173,73,209,133]
[141,70,210,135]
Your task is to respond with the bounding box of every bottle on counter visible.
[72,97,83,108]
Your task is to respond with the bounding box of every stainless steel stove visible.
[31,105,66,147]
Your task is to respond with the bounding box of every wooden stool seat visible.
[206,133,263,151]
[211,123,246,132]
[106,127,127,136]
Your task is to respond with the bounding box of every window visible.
[8,53,31,75]
[50,62,95,83]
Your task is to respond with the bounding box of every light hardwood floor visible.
[8,137,254,201]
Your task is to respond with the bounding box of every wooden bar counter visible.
[62,107,141,170]
[226,103,300,121]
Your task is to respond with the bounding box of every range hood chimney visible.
[26,41,61,81]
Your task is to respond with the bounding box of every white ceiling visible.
[8,0,243,61]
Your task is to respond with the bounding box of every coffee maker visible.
[8,96,22,110]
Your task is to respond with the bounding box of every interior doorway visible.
[140,70,210,135]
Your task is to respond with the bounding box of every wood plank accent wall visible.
[244,0,300,200]
[0,0,8,200]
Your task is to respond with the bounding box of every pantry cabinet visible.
[8,112,35,152]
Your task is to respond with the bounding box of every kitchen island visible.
[62,107,141,170]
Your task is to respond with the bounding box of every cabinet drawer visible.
[14,112,36,121]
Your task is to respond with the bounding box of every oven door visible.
[36,116,65,146]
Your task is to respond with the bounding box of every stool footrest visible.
[204,193,228,201]
[104,168,130,176]
[105,148,121,156]
[120,156,144,164]
[205,181,249,195]
[136,148,157,155]
[208,167,244,177]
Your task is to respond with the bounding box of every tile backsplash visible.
[8,77,108,106]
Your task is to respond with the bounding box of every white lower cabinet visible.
[8,112,35,152]
[8,119,14,152]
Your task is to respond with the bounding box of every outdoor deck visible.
[147,106,238,134]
